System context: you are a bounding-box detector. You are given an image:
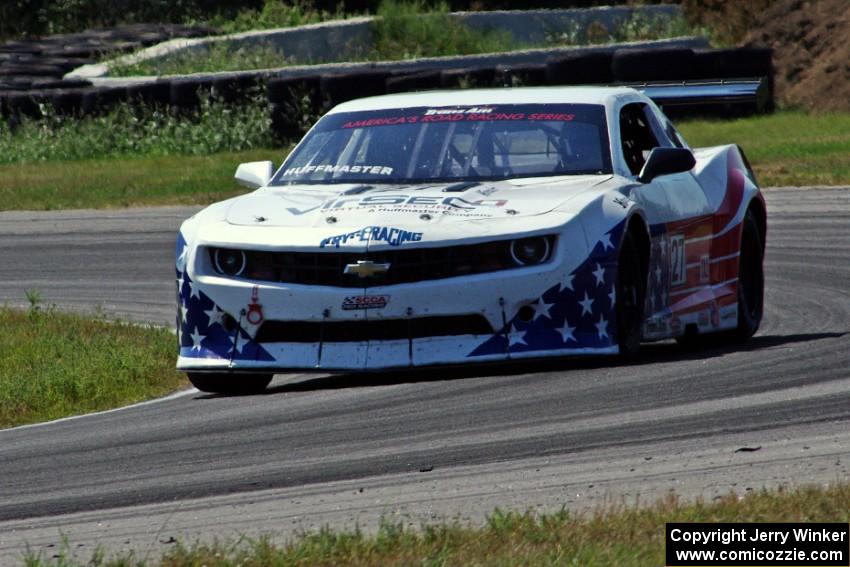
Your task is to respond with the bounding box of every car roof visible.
[328,86,643,114]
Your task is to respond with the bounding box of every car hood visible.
[225,175,612,229]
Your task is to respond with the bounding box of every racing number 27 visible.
[670,234,686,286]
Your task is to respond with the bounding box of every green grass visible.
[369,0,515,62]
[20,484,850,566]
[108,41,293,77]
[0,149,278,210]
[0,93,273,164]
[546,10,702,47]
[678,110,850,186]
[0,92,283,209]
[199,0,347,35]
[109,0,516,76]
[0,305,186,429]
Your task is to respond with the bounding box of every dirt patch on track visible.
[745,0,850,111]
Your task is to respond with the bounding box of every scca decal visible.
[342,295,389,310]
[320,226,423,248]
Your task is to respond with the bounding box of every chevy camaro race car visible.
[175,86,766,394]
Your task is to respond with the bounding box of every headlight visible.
[510,236,551,266]
[213,248,247,276]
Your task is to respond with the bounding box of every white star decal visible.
[189,326,204,351]
[579,292,594,316]
[561,274,574,292]
[557,320,576,343]
[595,314,608,339]
[530,299,553,320]
[180,303,189,324]
[189,280,201,299]
[598,232,613,250]
[176,245,189,271]
[608,284,616,308]
[205,306,225,327]
[177,273,185,295]
[592,263,606,286]
[655,266,663,284]
[508,324,527,347]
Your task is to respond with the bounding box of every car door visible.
[618,102,714,336]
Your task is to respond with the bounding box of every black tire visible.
[611,48,696,82]
[616,230,645,357]
[546,51,613,85]
[188,372,273,395]
[676,208,764,348]
[731,209,764,341]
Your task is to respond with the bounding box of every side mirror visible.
[234,161,275,189]
[637,147,695,183]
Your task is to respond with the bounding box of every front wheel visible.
[188,372,273,395]
[616,231,645,357]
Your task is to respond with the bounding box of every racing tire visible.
[730,208,764,341]
[676,208,763,348]
[187,372,273,395]
[616,230,645,357]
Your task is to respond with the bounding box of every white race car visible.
[175,86,765,394]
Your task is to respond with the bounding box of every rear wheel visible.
[616,231,645,357]
[731,209,764,341]
[187,372,273,395]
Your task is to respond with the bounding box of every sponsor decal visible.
[282,164,393,177]
[612,195,630,209]
[700,254,710,282]
[710,300,720,327]
[336,107,576,127]
[320,226,423,248]
[342,295,390,310]
[283,194,509,218]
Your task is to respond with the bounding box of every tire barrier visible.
[211,74,262,103]
[1,29,774,132]
[169,77,216,109]
[611,48,697,82]
[267,76,322,142]
[385,70,442,94]
[547,51,613,85]
[80,86,127,115]
[320,71,390,108]
[440,67,497,89]
[124,81,172,106]
[495,64,548,88]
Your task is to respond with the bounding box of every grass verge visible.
[0,94,273,164]
[21,484,850,566]
[678,110,850,186]
[0,304,185,429]
[0,149,278,210]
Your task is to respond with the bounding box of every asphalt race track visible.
[1,187,849,561]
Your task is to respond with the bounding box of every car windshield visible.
[271,103,612,185]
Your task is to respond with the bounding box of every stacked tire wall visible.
[1,45,773,140]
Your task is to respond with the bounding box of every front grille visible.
[255,315,494,343]
[209,236,554,288]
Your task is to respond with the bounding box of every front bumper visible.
[175,224,624,371]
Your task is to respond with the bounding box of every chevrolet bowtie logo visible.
[343,260,391,278]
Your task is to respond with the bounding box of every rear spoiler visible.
[622,77,771,116]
